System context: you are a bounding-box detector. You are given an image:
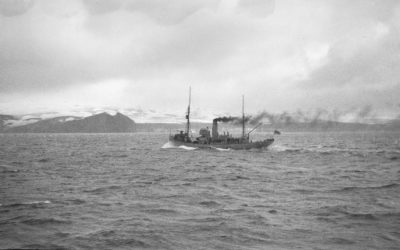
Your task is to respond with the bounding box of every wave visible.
[146,208,178,214]
[21,217,71,225]
[1,200,51,208]
[270,145,301,152]
[199,201,221,207]
[22,243,69,250]
[192,145,231,151]
[0,164,19,173]
[27,200,51,205]
[161,141,176,149]
[83,185,122,194]
[344,212,378,221]
[161,142,198,150]
[342,211,400,220]
[336,183,399,192]
[229,175,250,181]
[82,231,151,248]
[270,144,338,154]
[37,158,51,163]
[178,145,198,150]
[182,216,226,224]
[269,144,400,158]
[315,205,400,222]
[387,155,399,161]
[0,169,19,173]
[292,189,316,194]
[161,142,231,151]
[326,237,355,245]
[211,147,231,152]
[68,198,86,205]
[101,153,128,158]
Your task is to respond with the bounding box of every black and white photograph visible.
[1,0,399,249]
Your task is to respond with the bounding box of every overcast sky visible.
[1,0,399,122]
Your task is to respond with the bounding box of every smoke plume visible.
[213,116,236,122]
[213,116,251,125]
[214,106,379,127]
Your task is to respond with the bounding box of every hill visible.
[0,114,16,132]
[5,112,136,133]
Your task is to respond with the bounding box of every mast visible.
[242,95,245,139]
[185,86,191,135]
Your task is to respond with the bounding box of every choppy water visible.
[1,131,399,249]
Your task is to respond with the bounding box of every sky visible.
[0,0,399,123]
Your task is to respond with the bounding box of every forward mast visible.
[185,86,191,137]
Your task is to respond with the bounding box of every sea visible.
[0,131,399,250]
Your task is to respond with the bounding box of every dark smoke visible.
[248,111,274,125]
[247,110,331,126]
[357,105,373,119]
[216,106,378,127]
[213,116,236,122]
[248,111,295,125]
[213,116,251,125]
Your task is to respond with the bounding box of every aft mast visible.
[242,95,245,139]
[185,87,191,137]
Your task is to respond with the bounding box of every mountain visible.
[4,112,136,133]
[1,111,399,133]
[0,114,16,132]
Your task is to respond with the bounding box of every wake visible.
[161,142,231,151]
[161,141,197,151]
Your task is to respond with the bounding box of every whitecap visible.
[1,200,51,208]
[23,200,51,205]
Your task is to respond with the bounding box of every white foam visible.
[212,147,231,152]
[162,142,198,150]
[26,200,51,205]
[178,145,198,151]
[270,145,293,152]
[161,141,177,149]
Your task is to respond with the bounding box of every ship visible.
[169,88,274,150]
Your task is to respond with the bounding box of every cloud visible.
[0,0,35,17]
[300,26,400,90]
[1,0,400,121]
[82,0,219,24]
[292,0,400,114]
[0,0,237,94]
[237,0,275,18]
[82,0,123,15]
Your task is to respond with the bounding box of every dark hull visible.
[170,138,274,150]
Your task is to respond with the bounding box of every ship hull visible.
[169,138,274,150]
